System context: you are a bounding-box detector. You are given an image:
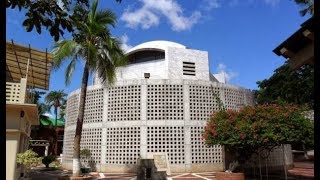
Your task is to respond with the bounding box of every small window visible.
[183,62,195,76]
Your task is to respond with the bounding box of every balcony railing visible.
[6,78,34,104]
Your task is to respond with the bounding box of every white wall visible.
[167,47,209,81]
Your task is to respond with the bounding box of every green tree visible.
[6,0,122,41]
[45,90,67,128]
[203,104,314,173]
[255,63,314,108]
[51,0,126,176]
[293,0,314,16]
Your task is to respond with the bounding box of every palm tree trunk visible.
[54,107,58,155]
[55,107,58,128]
[73,63,89,176]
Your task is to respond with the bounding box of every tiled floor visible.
[29,161,314,180]
[288,161,314,178]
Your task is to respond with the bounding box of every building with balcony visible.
[62,40,293,173]
[6,41,52,180]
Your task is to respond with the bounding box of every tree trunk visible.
[55,107,58,128]
[73,63,89,177]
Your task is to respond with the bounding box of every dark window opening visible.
[128,50,165,64]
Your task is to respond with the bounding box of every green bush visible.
[17,149,42,174]
[42,155,56,168]
[203,104,314,172]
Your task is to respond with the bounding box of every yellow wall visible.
[6,109,21,129]
[6,108,30,180]
[6,133,20,180]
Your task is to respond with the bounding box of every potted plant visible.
[80,148,91,174]
[42,155,56,168]
[203,104,314,179]
[16,149,42,179]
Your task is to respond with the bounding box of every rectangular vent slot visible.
[183,62,195,76]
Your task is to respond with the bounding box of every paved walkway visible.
[29,161,314,180]
[288,161,314,178]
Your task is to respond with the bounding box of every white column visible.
[183,83,192,171]
[101,87,109,164]
[140,81,148,159]
[45,145,49,156]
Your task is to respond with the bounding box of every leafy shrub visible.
[80,148,91,159]
[17,149,42,173]
[203,104,314,172]
[42,155,56,168]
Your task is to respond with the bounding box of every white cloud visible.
[121,0,219,31]
[120,34,133,52]
[213,63,237,84]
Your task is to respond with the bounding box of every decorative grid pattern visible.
[191,126,223,164]
[84,89,104,123]
[105,127,140,164]
[6,82,21,103]
[107,85,141,121]
[62,129,75,162]
[147,85,184,120]
[80,128,102,163]
[147,126,185,164]
[189,85,220,121]
[224,88,245,110]
[247,145,292,167]
[66,94,79,126]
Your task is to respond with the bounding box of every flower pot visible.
[80,167,91,174]
[215,172,245,180]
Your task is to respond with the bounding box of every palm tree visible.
[59,101,66,120]
[51,0,126,176]
[45,90,67,128]
[294,0,314,16]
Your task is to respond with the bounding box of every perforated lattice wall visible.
[147,126,185,164]
[84,89,103,123]
[107,86,141,121]
[191,126,222,164]
[80,128,102,163]
[224,88,245,110]
[105,127,140,164]
[63,80,258,172]
[189,85,220,121]
[66,94,79,126]
[147,85,184,120]
[62,129,75,162]
[62,128,102,163]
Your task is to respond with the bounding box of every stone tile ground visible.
[29,161,314,180]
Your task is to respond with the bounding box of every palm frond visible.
[65,58,76,86]
[89,0,99,23]
[51,40,79,70]
[95,10,117,27]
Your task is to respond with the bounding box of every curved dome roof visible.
[126,40,186,54]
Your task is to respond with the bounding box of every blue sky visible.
[6,0,310,97]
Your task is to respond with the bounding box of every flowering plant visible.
[203,104,313,172]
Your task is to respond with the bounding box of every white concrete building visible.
[62,41,291,173]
